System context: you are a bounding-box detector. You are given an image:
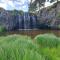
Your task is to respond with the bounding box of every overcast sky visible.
[0,0,30,12]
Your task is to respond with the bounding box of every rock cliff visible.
[37,1,60,29]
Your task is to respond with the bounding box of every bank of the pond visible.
[1,29,60,38]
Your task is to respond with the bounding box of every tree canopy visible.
[29,0,58,12]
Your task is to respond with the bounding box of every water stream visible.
[17,12,37,30]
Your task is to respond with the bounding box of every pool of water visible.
[5,29,60,38]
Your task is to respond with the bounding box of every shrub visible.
[34,34,60,48]
[0,26,6,33]
[58,25,60,29]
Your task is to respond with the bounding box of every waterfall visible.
[18,14,22,29]
[24,13,27,29]
[23,12,31,29]
[18,14,24,29]
[18,12,37,30]
[31,15,37,29]
[28,13,30,29]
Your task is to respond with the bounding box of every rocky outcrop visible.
[0,9,19,31]
[37,1,60,29]
[0,8,37,31]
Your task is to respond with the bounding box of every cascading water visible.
[18,14,24,29]
[28,13,31,29]
[31,15,37,29]
[23,12,30,29]
[18,12,37,30]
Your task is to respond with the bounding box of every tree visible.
[11,9,18,15]
[29,0,45,13]
[29,0,37,12]
[55,0,59,16]
[19,10,24,15]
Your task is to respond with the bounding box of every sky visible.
[0,0,30,12]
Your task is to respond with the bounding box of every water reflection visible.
[4,30,60,38]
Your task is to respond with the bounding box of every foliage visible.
[34,34,60,60]
[57,13,60,18]
[29,0,58,13]
[29,2,37,12]
[19,10,24,15]
[29,0,45,12]
[0,34,60,60]
[11,10,24,15]
[39,47,60,60]
[0,26,6,33]
[34,34,60,48]
[12,9,18,15]
[58,25,60,29]
[0,34,45,60]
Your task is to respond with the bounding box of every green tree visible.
[19,10,24,15]
[29,0,45,13]
[12,9,18,15]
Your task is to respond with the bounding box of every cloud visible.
[0,2,7,9]
[0,0,29,11]
[28,0,35,3]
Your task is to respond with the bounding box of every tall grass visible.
[0,34,60,60]
[0,34,45,60]
[34,34,60,48]
[34,34,60,60]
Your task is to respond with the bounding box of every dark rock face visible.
[0,9,38,31]
[37,2,60,29]
[0,10,19,31]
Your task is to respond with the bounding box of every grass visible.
[0,34,60,60]
[34,34,60,48]
[34,34,60,60]
[0,34,45,60]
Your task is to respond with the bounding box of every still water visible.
[5,29,60,38]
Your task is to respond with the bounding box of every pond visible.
[4,29,60,38]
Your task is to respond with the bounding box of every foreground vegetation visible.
[0,34,60,60]
[0,26,6,33]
